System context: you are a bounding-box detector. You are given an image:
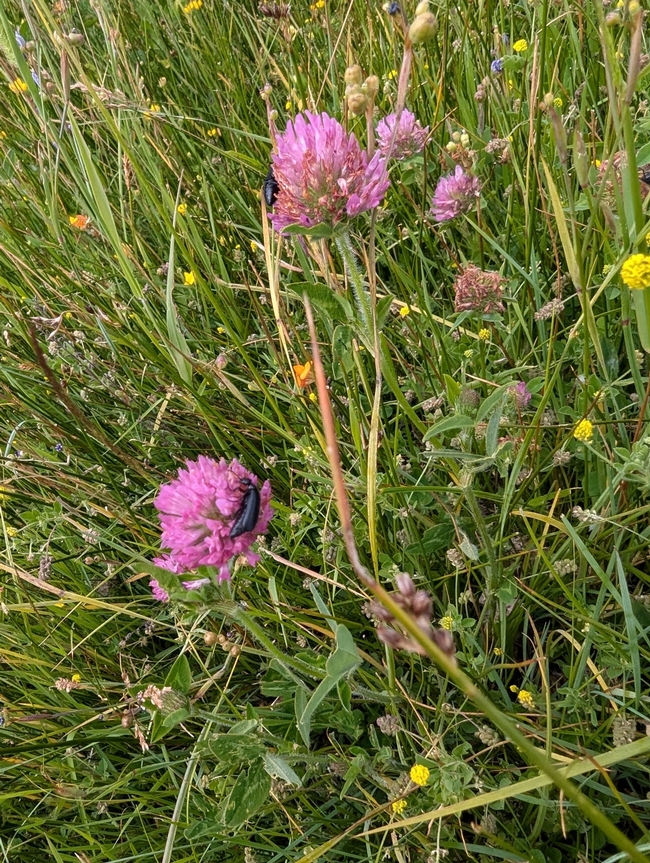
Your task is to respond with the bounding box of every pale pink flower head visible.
[431,166,481,222]
[154,456,272,581]
[376,109,429,161]
[511,381,532,409]
[269,111,389,234]
[149,579,170,603]
[453,264,504,314]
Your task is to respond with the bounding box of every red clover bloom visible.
[269,111,389,234]
[431,165,481,222]
[153,456,272,583]
[376,109,429,161]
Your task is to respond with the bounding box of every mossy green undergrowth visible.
[0,0,650,861]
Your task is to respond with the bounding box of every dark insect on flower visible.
[259,2,290,18]
[230,478,262,538]
[263,165,279,208]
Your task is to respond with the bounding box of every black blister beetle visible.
[263,165,279,208]
[230,478,261,538]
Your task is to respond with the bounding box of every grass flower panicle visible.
[376,109,429,160]
[621,254,650,289]
[154,456,272,580]
[269,111,389,234]
[409,764,430,786]
[431,166,481,222]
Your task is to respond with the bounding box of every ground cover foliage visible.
[1,0,650,860]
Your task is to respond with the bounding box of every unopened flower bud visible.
[415,0,430,14]
[408,11,437,44]
[364,75,380,99]
[260,82,273,100]
[605,11,622,25]
[446,141,457,153]
[121,712,134,728]
[460,132,470,147]
[452,131,461,142]
[629,0,641,16]
[65,30,85,45]
[542,92,554,108]
[345,64,363,86]
[229,644,241,657]
[348,92,369,115]
[204,631,219,646]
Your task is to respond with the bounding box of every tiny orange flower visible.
[293,360,314,387]
[69,214,90,230]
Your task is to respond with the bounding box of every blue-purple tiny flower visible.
[491,58,504,74]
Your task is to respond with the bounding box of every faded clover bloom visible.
[154,456,272,581]
[511,381,532,409]
[376,109,429,161]
[269,111,389,234]
[453,264,504,313]
[431,166,481,222]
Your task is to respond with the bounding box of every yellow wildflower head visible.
[409,764,430,786]
[621,254,650,290]
[177,202,187,215]
[183,271,196,286]
[71,673,82,683]
[9,78,28,94]
[478,328,490,341]
[399,305,410,318]
[573,418,593,443]
[517,689,535,709]
[207,127,219,137]
[391,799,407,815]
[309,392,318,403]
[68,214,90,230]
[509,684,519,693]
[387,69,398,80]
[183,0,203,11]
[493,647,503,656]
[463,349,474,359]
[513,39,528,52]
[439,615,454,631]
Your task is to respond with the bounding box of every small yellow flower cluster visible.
[478,328,490,341]
[409,764,430,787]
[183,0,203,11]
[9,78,28,94]
[183,271,196,286]
[387,69,398,80]
[493,647,503,656]
[439,616,454,631]
[207,127,220,137]
[553,97,563,109]
[573,419,593,443]
[391,799,407,815]
[513,39,528,52]
[177,202,188,216]
[399,305,410,318]
[310,0,325,9]
[145,104,161,119]
[621,253,650,290]
[517,689,535,710]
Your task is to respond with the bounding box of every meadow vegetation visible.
[1,0,650,861]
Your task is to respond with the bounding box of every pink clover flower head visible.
[453,264,504,314]
[149,579,170,603]
[154,456,272,581]
[431,166,481,222]
[376,109,429,161]
[511,381,532,409]
[269,111,389,234]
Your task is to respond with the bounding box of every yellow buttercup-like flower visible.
[177,202,187,216]
[9,78,28,94]
[621,254,650,290]
[399,305,411,318]
[573,419,593,443]
[513,39,528,52]
[409,764,430,786]
[183,271,196,286]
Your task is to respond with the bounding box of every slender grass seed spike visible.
[230,478,262,538]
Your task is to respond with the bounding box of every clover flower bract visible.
[431,166,481,222]
[376,109,429,161]
[269,111,389,234]
[154,456,272,581]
